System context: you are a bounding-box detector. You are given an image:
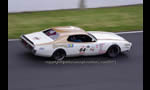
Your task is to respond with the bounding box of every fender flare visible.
[52,48,67,56]
[106,44,121,53]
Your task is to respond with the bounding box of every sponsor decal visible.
[90,47,95,51]
[79,46,86,54]
[53,44,74,48]
[87,45,90,48]
[39,47,44,50]
[79,45,96,54]
[68,44,74,48]
[96,45,99,48]
[53,44,67,48]
[99,43,106,54]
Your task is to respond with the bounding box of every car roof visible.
[52,26,88,36]
[38,26,88,45]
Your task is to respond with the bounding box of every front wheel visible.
[107,45,120,58]
[52,50,66,61]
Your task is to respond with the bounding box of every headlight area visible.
[121,42,132,53]
[124,42,132,49]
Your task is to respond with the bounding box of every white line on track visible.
[8,30,143,42]
[8,39,20,42]
[115,30,143,35]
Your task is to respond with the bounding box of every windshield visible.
[43,29,59,40]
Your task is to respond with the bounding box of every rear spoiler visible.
[20,35,35,47]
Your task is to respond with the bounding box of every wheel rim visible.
[54,51,65,61]
[109,47,120,57]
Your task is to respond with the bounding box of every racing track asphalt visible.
[8,33,143,90]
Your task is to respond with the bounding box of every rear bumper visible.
[20,35,53,57]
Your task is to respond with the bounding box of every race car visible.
[21,26,132,61]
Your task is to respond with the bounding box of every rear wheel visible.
[107,45,120,58]
[52,49,66,61]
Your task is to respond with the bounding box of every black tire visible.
[52,49,66,61]
[107,45,120,58]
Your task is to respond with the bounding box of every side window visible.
[67,35,93,42]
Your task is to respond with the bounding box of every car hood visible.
[23,32,54,45]
[88,31,125,41]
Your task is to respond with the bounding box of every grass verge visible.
[8,5,143,39]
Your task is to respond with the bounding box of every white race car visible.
[21,26,132,60]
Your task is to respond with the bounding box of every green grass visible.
[8,5,143,39]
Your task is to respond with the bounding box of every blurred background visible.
[8,0,143,13]
[8,0,143,39]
